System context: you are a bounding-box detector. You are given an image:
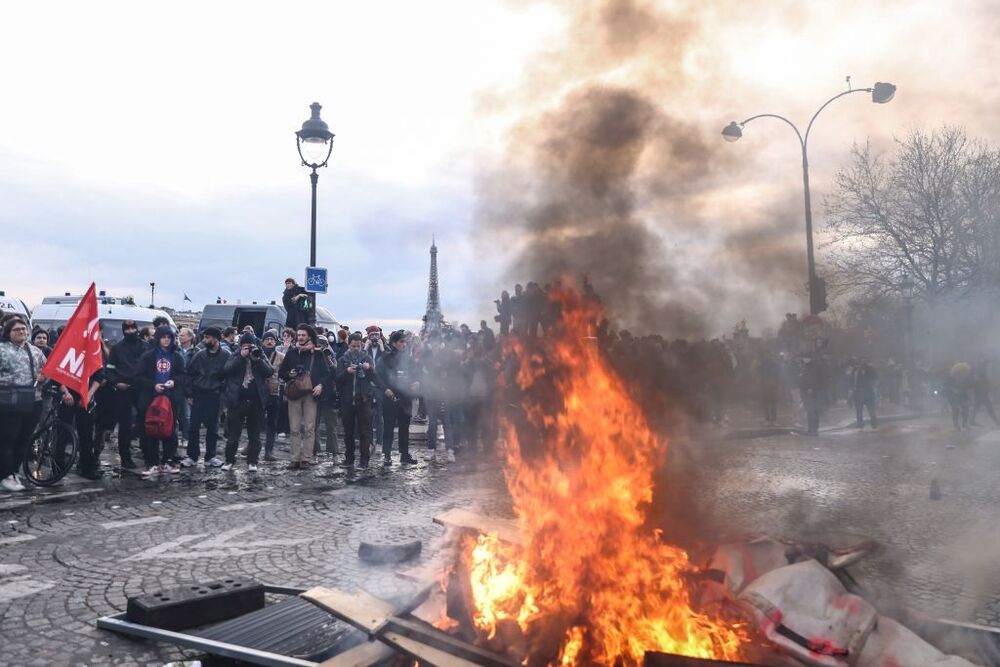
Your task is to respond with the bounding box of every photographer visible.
[336,332,381,467]
[181,327,230,467]
[378,331,419,465]
[277,324,330,469]
[260,330,284,461]
[220,333,273,471]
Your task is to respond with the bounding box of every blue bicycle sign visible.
[305,267,328,294]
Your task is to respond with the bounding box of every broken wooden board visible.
[433,508,523,545]
[382,630,483,667]
[302,587,396,635]
[386,615,520,667]
[318,639,395,667]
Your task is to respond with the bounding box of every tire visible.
[22,420,79,487]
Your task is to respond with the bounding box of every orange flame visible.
[464,287,747,665]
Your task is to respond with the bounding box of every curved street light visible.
[296,102,335,267]
[722,81,896,314]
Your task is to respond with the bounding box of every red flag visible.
[40,283,103,405]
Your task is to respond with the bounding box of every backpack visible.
[144,395,175,439]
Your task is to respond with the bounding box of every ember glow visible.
[461,288,748,665]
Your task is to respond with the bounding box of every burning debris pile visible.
[440,287,751,666]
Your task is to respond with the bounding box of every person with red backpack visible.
[132,326,186,478]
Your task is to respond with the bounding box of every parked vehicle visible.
[198,302,339,335]
[30,292,176,343]
[0,290,32,324]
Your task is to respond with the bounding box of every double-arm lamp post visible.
[722,81,897,315]
[296,102,335,267]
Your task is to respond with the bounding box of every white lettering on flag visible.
[59,348,85,378]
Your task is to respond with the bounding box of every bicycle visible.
[22,384,79,487]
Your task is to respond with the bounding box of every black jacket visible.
[378,349,417,415]
[221,351,274,408]
[336,349,382,402]
[278,347,332,398]
[107,336,145,385]
[186,347,231,393]
[282,286,313,327]
[132,347,186,415]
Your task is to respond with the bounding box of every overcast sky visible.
[3,1,999,334]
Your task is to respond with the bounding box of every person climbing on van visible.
[282,278,314,328]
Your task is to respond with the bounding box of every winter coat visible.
[278,347,332,400]
[107,336,146,385]
[378,349,417,414]
[282,286,313,327]
[221,351,274,408]
[0,341,46,400]
[186,347,231,393]
[263,348,284,396]
[336,349,381,402]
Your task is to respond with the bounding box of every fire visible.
[461,287,747,665]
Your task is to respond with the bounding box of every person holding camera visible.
[259,330,284,461]
[378,330,419,465]
[336,332,381,467]
[220,333,274,471]
[277,324,330,469]
[181,327,230,467]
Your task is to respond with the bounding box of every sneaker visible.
[165,464,181,474]
[263,453,276,462]
[401,455,418,464]
[220,462,233,471]
[179,457,195,468]
[207,457,224,468]
[141,466,160,478]
[383,455,393,466]
[247,464,258,472]
[1,476,24,492]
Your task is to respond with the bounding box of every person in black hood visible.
[132,326,186,477]
[181,327,230,467]
[107,319,145,468]
[220,332,273,471]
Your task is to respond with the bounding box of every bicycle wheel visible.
[22,420,79,487]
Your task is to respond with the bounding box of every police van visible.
[0,290,32,324]
[30,292,176,343]
[197,302,339,335]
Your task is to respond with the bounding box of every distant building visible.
[420,237,445,338]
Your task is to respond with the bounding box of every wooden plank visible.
[301,587,395,635]
[382,630,483,667]
[387,615,520,667]
[432,508,523,545]
[317,640,395,667]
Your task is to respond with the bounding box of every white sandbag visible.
[858,616,977,667]
[707,537,790,594]
[739,560,876,666]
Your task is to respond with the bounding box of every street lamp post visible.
[722,81,896,315]
[295,102,335,267]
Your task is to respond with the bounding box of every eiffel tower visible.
[421,236,445,337]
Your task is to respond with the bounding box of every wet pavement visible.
[1,411,998,664]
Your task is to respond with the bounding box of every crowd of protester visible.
[1,277,998,492]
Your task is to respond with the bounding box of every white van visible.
[30,293,176,343]
[0,290,32,324]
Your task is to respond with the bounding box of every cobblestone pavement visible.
[1,414,998,665]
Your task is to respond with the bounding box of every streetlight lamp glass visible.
[871,82,896,104]
[296,102,334,167]
[721,121,743,142]
[299,139,330,166]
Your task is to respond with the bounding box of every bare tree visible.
[824,126,1000,303]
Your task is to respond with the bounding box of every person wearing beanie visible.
[219,332,273,471]
[364,325,388,452]
[378,330,419,465]
[260,329,284,460]
[132,326,186,477]
[107,319,146,469]
[181,327,230,468]
[277,324,332,469]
